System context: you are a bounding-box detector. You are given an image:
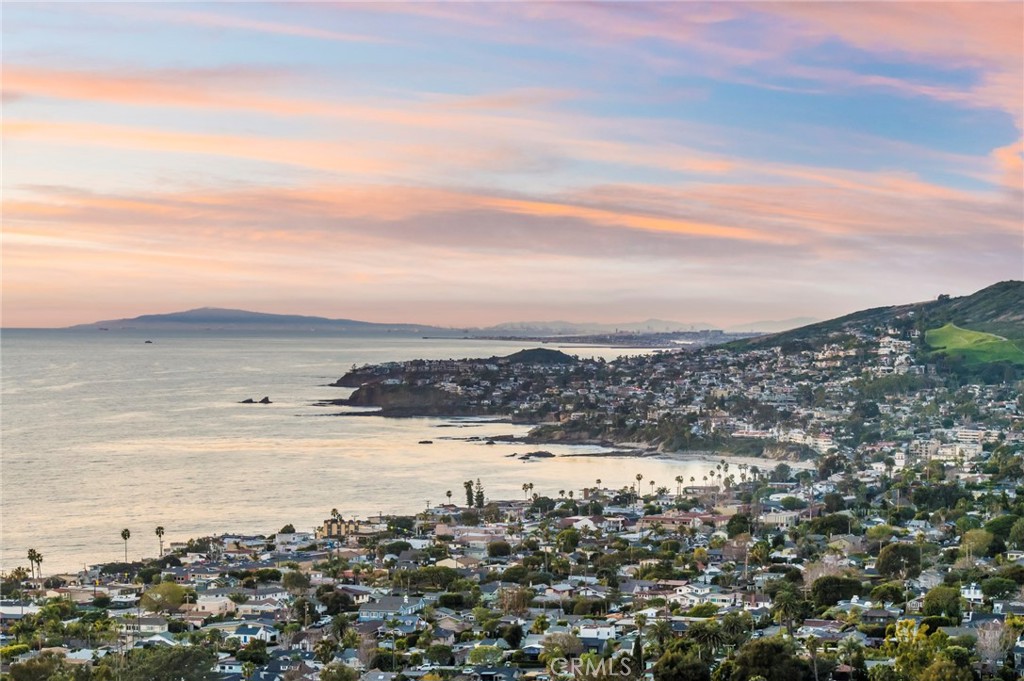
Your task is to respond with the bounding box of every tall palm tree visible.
[26,549,39,580]
[522,483,530,501]
[121,528,131,563]
[675,475,684,498]
[806,635,821,681]
[649,619,673,656]
[446,490,453,504]
[772,588,802,637]
[155,526,165,559]
[689,620,725,660]
[837,636,863,666]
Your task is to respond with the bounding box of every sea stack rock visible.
[258,396,272,404]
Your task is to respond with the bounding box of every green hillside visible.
[732,280,1024,352]
[922,281,1024,341]
[925,323,1024,366]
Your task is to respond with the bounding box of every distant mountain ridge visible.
[723,317,820,333]
[72,308,816,335]
[733,280,1024,350]
[477,318,716,335]
[72,307,459,335]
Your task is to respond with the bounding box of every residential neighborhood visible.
[4,301,1023,681]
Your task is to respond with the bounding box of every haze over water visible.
[1,330,747,574]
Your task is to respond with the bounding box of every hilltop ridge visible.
[733,280,1024,351]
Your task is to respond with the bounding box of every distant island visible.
[69,307,462,336]
[68,307,814,343]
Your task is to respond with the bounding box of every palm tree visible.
[649,480,655,497]
[721,611,752,646]
[155,526,165,559]
[26,549,40,580]
[522,483,530,501]
[446,490,452,505]
[675,475,684,498]
[689,620,725,660]
[806,635,821,681]
[121,528,131,563]
[772,587,802,637]
[837,636,863,666]
[649,619,673,656]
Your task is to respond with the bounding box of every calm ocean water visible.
[1,330,734,574]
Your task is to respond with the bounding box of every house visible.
[861,609,897,625]
[358,595,422,621]
[828,535,864,554]
[435,556,483,570]
[116,616,168,637]
[232,623,279,645]
[469,666,524,681]
[216,656,244,674]
[134,632,180,648]
[190,594,236,616]
[961,583,984,604]
[578,623,617,640]
[760,510,801,530]
[360,672,400,681]
[338,585,373,605]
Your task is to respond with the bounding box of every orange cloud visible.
[8,62,1012,190]
[480,196,776,243]
[5,174,1019,328]
[991,138,1024,190]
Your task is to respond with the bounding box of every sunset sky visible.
[3,2,1022,328]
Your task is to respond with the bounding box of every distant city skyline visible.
[3,2,1022,328]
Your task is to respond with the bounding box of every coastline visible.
[441,428,816,469]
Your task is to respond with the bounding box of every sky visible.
[3,2,1022,328]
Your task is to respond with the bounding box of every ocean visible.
[1,329,752,574]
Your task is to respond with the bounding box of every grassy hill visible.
[733,280,1024,352]
[925,323,1024,366]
